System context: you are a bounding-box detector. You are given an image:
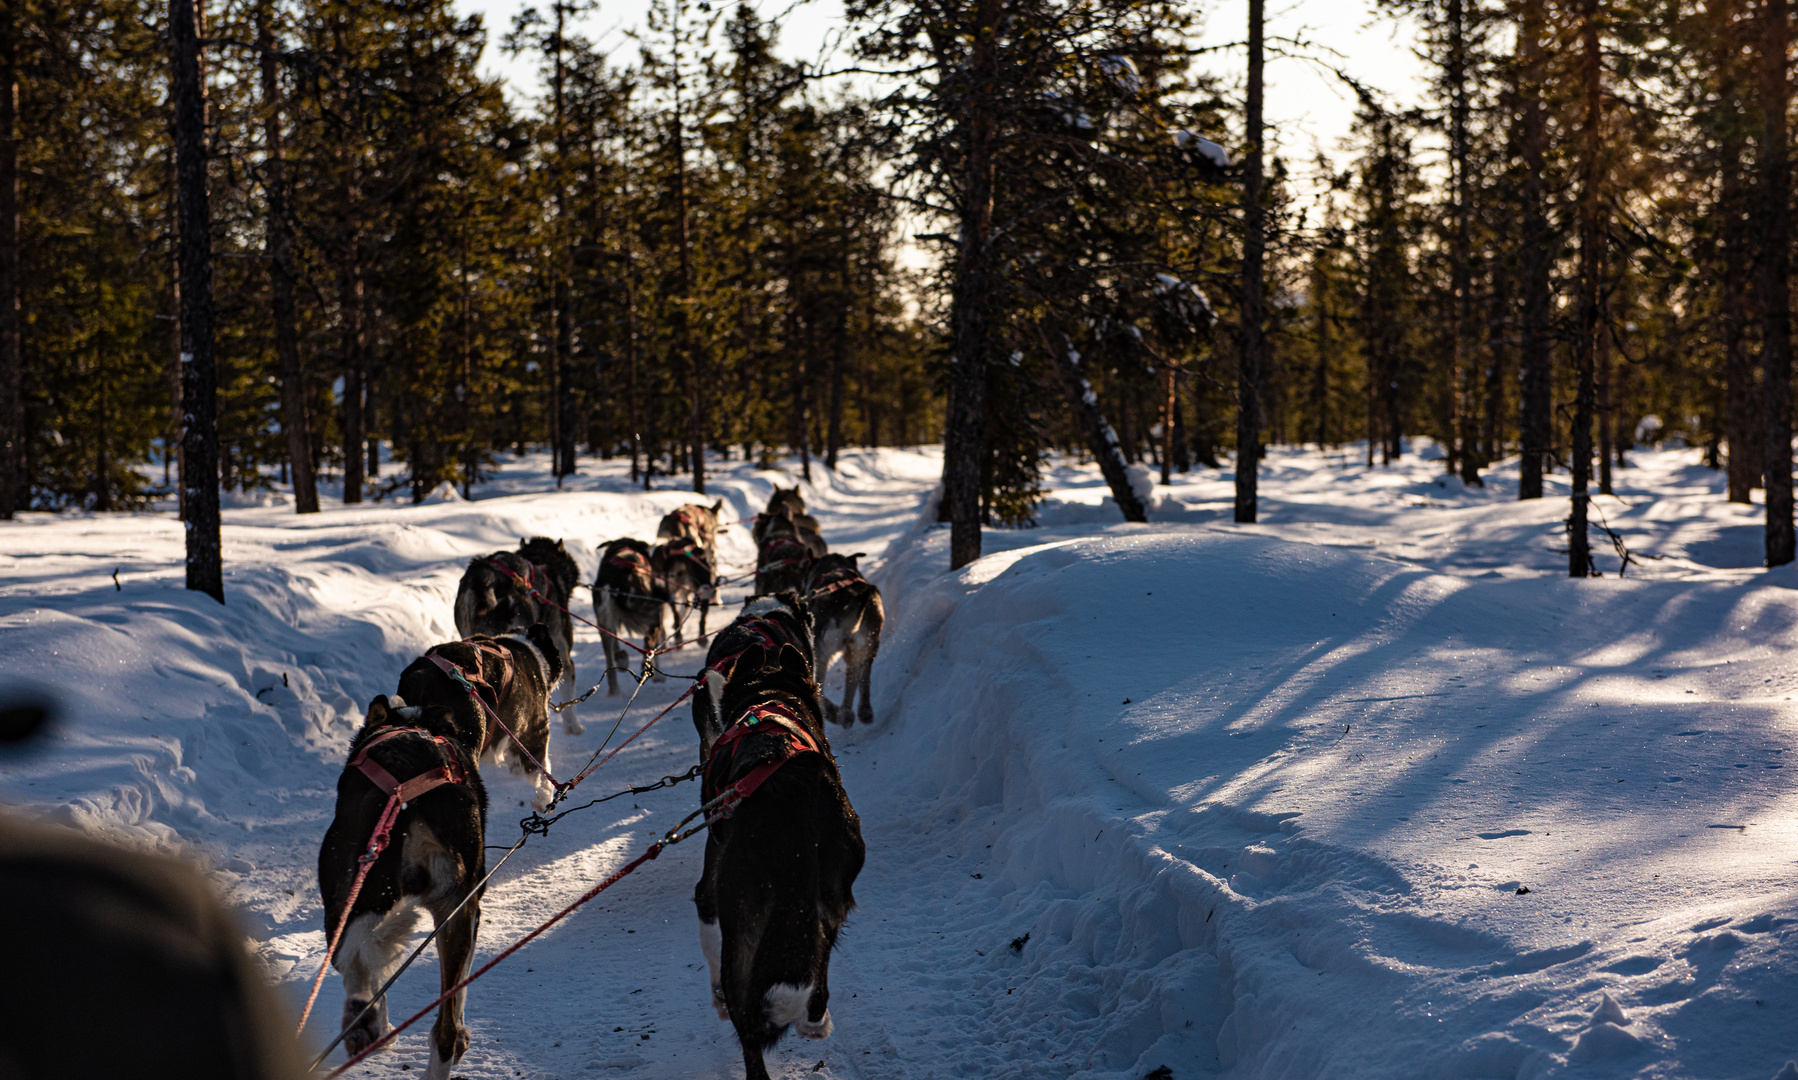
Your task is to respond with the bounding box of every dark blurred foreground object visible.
[0,693,306,1078]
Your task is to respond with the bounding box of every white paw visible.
[423,1044,460,1080]
[562,717,585,736]
[795,1010,833,1040]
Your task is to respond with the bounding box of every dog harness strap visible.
[423,652,560,787]
[702,702,821,817]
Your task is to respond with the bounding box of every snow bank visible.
[854,466,1798,1078]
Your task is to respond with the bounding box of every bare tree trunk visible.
[826,259,849,470]
[258,6,316,514]
[1598,316,1614,495]
[0,0,18,519]
[1719,0,1762,502]
[1450,0,1480,484]
[945,0,1000,567]
[1236,0,1265,523]
[171,0,222,602]
[1569,0,1602,578]
[1311,249,1329,447]
[1516,0,1552,500]
[364,369,379,478]
[1160,361,1176,483]
[1042,325,1145,521]
[340,235,365,505]
[1762,0,1794,566]
[1483,258,1509,461]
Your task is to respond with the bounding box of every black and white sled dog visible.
[592,537,668,694]
[803,553,884,726]
[655,500,723,640]
[318,628,562,1078]
[692,594,815,761]
[453,537,584,735]
[754,512,816,597]
[693,639,864,1080]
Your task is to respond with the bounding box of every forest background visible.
[2,0,1796,581]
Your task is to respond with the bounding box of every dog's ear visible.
[712,498,723,513]
[733,643,767,681]
[365,695,393,726]
[775,642,811,679]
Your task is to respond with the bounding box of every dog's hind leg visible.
[425,896,479,1080]
[558,644,583,736]
[337,905,419,1056]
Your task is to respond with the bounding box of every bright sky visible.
[454,0,1435,235]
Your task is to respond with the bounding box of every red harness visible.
[757,536,810,573]
[487,557,551,606]
[424,641,558,786]
[348,726,468,853]
[606,547,654,575]
[702,701,820,817]
[298,725,468,1034]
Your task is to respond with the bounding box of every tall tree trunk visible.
[171,0,222,602]
[1516,0,1553,500]
[1598,316,1614,494]
[340,233,365,505]
[1160,361,1176,483]
[1482,257,1510,461]
[1311,249,1329,447]
[0,0,17,519]
[551,6,577,485]
[825,257,849,470]
[1569,0,1602,577]
[1762,0,1795,566]
[945,0,1000,567]
[1720,0,1762,502]
[1236,0,1265,523]
[1450,0,1480,484]
[364,369,379,478]
[1041,325,1146,521]
[258,5,316,514]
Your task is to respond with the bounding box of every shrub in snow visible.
[1635,414,1663,444]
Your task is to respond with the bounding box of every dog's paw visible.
[858,707,875,726]
[795,1010,833,1040]
[562,717,585,736]
[712,987,731,1021]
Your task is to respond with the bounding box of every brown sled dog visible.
[803,553,883,726]
[694,640,864,1080]
[317,628,561,1078]
[656,500,723,640]
[754,512,815,597]
[593,537,668,694]
[453,538,583,735]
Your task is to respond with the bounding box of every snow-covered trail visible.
[3,442,1797,1080]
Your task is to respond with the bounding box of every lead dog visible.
[453,538,583,735]
[693,640,864,1080]
[318,629,561,1076]
[593,537,668,694]
[803,554,883,726]
[692,594,815,761]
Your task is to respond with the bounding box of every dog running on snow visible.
[317,626,561,1077]
[693,637,864,1080]
[802,553,884,726]
[453,538,583,735]
[655,500,723,640]
[592,536,668,694]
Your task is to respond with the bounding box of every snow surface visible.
[3,443,1797,1080]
